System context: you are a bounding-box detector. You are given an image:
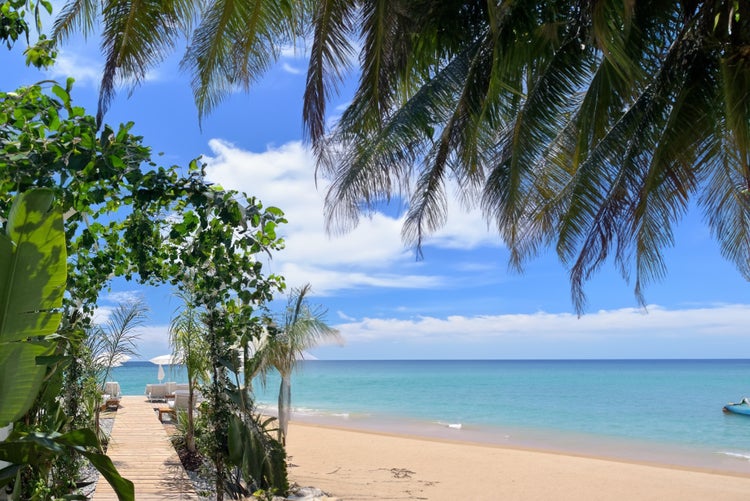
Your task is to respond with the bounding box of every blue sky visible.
[3,28,749,360]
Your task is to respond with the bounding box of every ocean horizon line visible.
[126,357,750,363]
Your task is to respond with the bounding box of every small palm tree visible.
[169,288,210,453]
[88,299,146,386]
[261,284,341,445]
[86,298,146,434]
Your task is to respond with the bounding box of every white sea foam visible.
[716,451,750,461]
[436,421,463,430]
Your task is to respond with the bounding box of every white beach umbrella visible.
[94,353,131,368]
[149,354,182,383]
[149,354,182,366]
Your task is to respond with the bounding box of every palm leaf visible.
[303,0,357,146]
[97,0,196,124]
[182,0,308,122]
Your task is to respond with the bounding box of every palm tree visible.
[86,298,146,434]
[88,299,146,389]
[302,0,750,312]
[169,288,210,453]
[260,284,341,445]
[52,0,312,125]
[52,1,750,311]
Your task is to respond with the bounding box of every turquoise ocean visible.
[112,359,750,474]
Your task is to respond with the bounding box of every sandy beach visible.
[285,422,750,500]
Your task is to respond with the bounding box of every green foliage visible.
[0,427,134,500]
[1,0,56,67]
[0,80,285,326]
[0,83,286,500]
[169,288,209,453]
[256,283,340,445]
[52,0,311,123]
[301,0,750,312]
[227,413,288,496]
[164,175,285,500]
[0,189,133,500]
[0,189,65,428]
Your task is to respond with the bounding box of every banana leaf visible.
[0,189,67,427]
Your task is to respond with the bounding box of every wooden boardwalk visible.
[94,396,200,500]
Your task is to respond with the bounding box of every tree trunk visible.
[278,374,291,446]
[187,385,196,453]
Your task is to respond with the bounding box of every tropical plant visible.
[226,409,288,497]
[0,189,65,429]
[163,186,285,501]
[53,1,750,312]
[0,81,286,500]
[258,284,341,445]
[169,287,209,453]
[303,0,750,312]
[88,299,146,389]
[0,0,57,68]
[0,189,134,501]
[52,0,312,124]
[86,298,146,437]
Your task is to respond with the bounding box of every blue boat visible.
[723,398,750,416]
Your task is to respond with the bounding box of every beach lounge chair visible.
[164,381,176,396]
[158,390,194,422]
[145,383,168,402]
[101,381,121,410]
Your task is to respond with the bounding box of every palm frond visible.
[89,299,147,383]
[182,0,308,122]
[546,7,715,311]
[400,37,492,251]
[699,53,750,280]
[53,0,99,41]
[303,0,357,146]
[97,0,196,124]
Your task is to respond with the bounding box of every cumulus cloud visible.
[201,139,498,294]
[46,51,103,88]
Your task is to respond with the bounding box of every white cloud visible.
[337,310,356,321]
[102,291,144,305]
[132,325,172,360]
[281,62,302,75]
[46,49,163,89]
[300,303,750,359]
[92,305,114,325]
[334,304,750,344]
[202,139,498,294]
[46,51,102,88]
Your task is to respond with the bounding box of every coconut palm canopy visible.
[51,0,750,312]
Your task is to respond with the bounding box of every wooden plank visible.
[93,396,199,500]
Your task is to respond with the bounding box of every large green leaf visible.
[0,189,66,340]
[57,429,135,501]
[0,189,67,427]
[0,341,56,426]
[0,430,135,500]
